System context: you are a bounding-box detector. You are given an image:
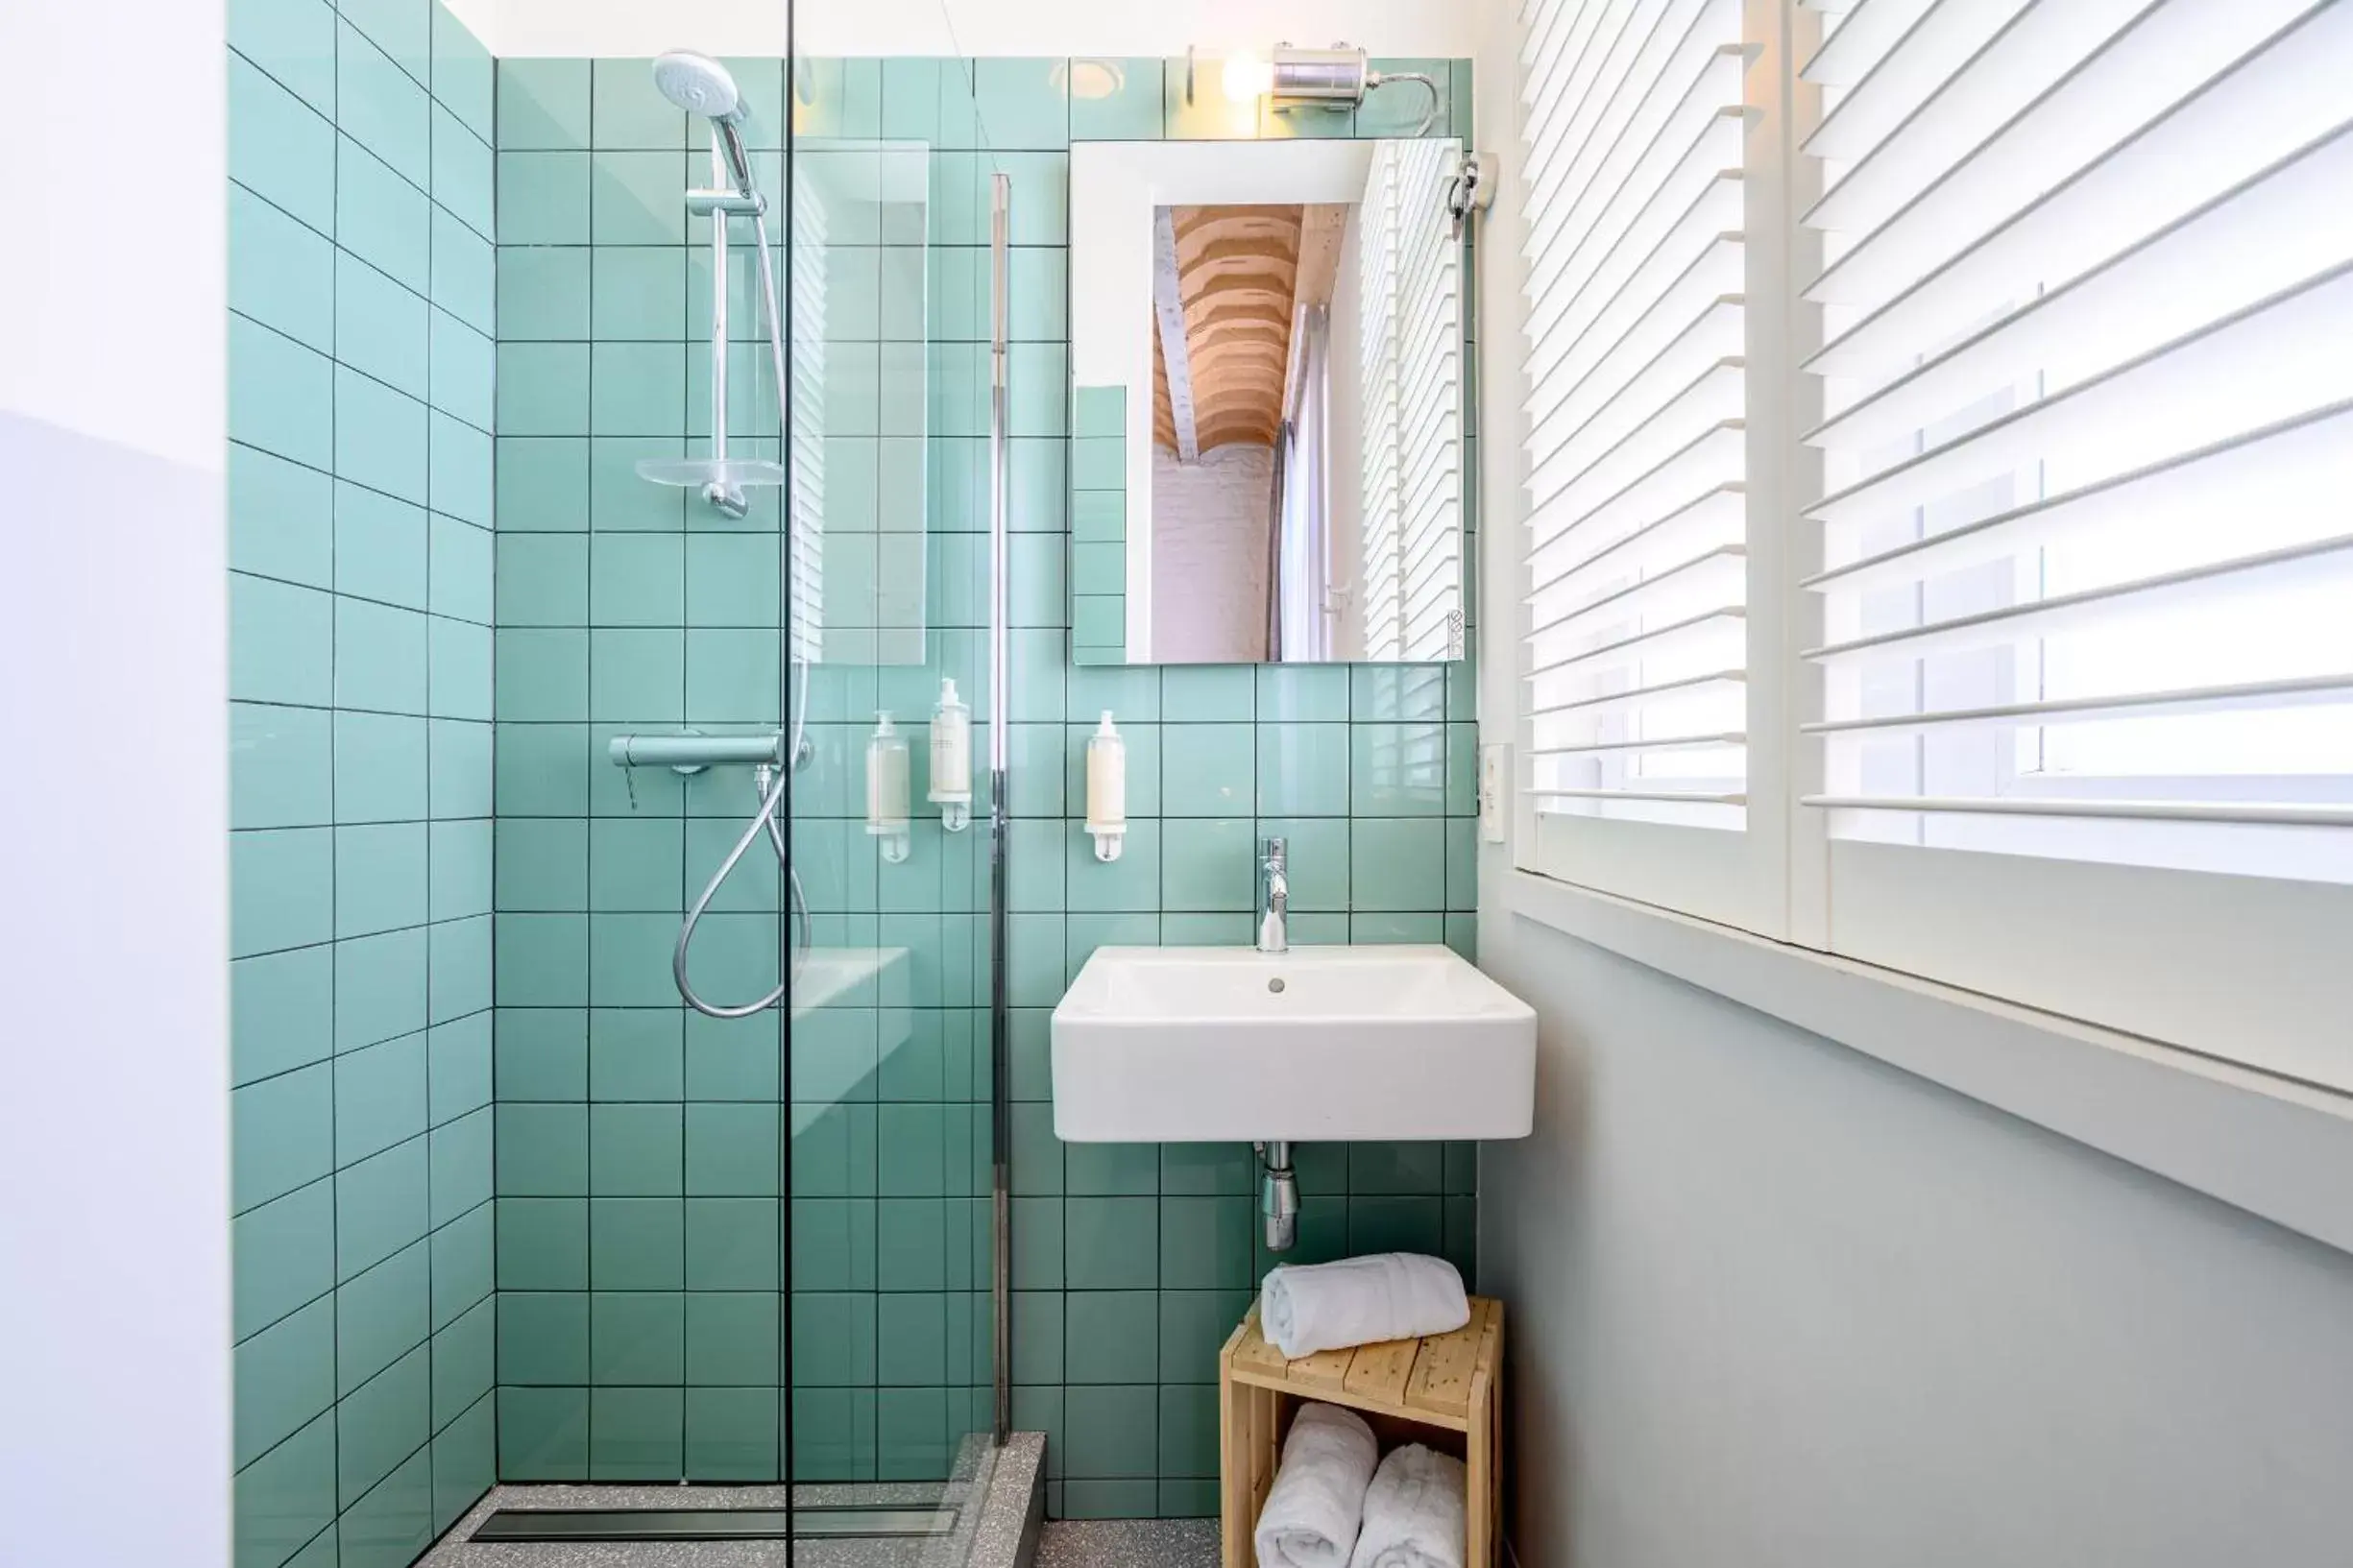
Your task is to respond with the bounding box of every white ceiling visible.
[451,0,1476,61]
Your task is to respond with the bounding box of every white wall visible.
[0,3,230,1567]
[1477,918,2353,1568]
[463,0,1472,60]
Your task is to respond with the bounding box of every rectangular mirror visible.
[1070,137,1468,664]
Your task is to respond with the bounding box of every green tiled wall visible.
[478,48,1478,1523]
[487,55,989,1489]
[227,1,498,1566]
[783,56,1483,1523]
[1069,386,1127,661]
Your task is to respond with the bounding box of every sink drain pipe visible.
[1258,1141,1298,1251]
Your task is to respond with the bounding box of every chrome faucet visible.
[1257,836,1289,954]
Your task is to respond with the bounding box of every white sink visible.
[1050,946,1536,1143]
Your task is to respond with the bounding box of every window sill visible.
[1497,866,2353,1259]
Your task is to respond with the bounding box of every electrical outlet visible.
[1479,743,1510,843]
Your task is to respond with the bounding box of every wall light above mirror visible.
[1070,137,1468,665]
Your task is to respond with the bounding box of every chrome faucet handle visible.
[1257,836,1291,954]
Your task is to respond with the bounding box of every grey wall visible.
[1477,912,2353,1568]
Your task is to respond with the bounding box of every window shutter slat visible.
[1801,0,2353,881]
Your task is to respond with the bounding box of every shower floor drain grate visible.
[470,1506,958,1542]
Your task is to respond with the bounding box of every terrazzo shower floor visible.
[1032,1519,1218,1567]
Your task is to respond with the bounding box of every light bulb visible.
[1222,51,1274,105]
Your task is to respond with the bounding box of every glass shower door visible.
[783,15,1003,1544]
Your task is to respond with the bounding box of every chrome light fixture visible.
[1192,43,1442,134]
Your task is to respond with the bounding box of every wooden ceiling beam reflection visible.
[1152,201,1338,458]
[1150,206,1201,464]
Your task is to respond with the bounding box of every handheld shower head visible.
[654,51,759,201]
[652,51,743,122]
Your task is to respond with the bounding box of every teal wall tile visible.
[1063,1386,1157,1477]
[338,21,429,187]
[590,341,688,435]
[234,1410,336,1568]
[335,367,429,505]
[498,1198,589,1291]
[429,514,496,625]
[974,59,1071,151]
[592,246,688,339]
[230,185,336,353]
[231,829,335,960]
[1068,58,1164,141]
[437,205,500,333]
[429,1108,495,1226]
[498,245,591,340]
[430,310,496,430]
[335,1034,427,1164]
[340,0,428,86]
[230,317,335,471]
[499,150,592,243]
[432,1395,497,1531]
[337,1139,430,1282]
[230,446,334,588]
[340,134,433,293]
[1159,666,1254,722]
[498,342,591,436]
[593,58,690,150]
[232,702,335,831]
[230,0,338,118]
[335,482,428,611]
[1255,664,1351,723]
[433,1205,497,1327]
[498,59,592,151]
[1350,818,1448,910]
[592,1291,685,1384]
[235,1181,336,1340]
[591,150,691,246]
[432,1297,496,1429]
[499,1387,591,1479]
[230,54,337,234]
[430,414,495,526]
[432,3,494,141]
[337,1241,429,1399]
[333,929,427,1052]
[686,1387,780,1480]
[1350,722,1449,815]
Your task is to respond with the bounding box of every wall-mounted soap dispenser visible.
[866,712,910,863]
[1084,711,1127,862]
[929,677,972,832]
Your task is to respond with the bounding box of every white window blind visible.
[1359,137,1467,663]
[1519,0,1754,829]
[1795,0,2353,1085]
[1800,0,2353,877]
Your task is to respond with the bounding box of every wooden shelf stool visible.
[1218,1295,1504,1568]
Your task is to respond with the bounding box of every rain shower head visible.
[653,51,743,123]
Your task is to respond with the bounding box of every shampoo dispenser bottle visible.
[1084,711,1127,862]
[928,677,973,832]
[866,711,911,863]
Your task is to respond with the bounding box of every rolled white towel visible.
[1261,1253,1470,1361]
[1346,1444,1468,1568]
[1252,1403,1381,1568]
